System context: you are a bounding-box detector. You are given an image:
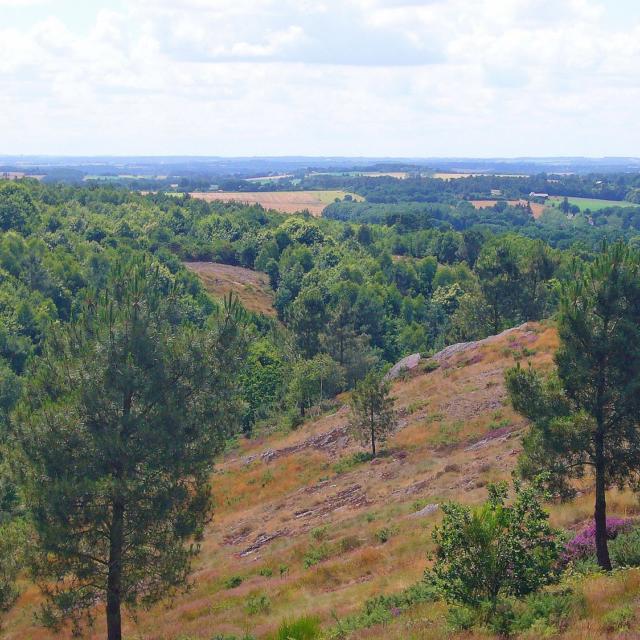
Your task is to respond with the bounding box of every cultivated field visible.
[185,262,276,317]
[433,173,529,180]
[8,322,640,639]
[189,190,362,217]
[469,199,546,219]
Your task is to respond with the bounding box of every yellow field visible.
[189,190,363,217]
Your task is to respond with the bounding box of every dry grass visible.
[184,261,276,316]
[188,190,363,217]
[6,322,639,640]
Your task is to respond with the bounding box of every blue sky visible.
[2,0,640,156]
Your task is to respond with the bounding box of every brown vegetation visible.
[184,262,276,316]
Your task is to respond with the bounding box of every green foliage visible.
[602,604,635,633]
[349,371,396,457]
[430,479,562,618]
[272,615,321,640]
[328,580,438,638]
[245,592,271,616]
[11,265,246,637]
[224,575,243,589]
[302,543,330,569]
[258,567,273,578]
[507,242,640,569]
[374,526,397,544]
[332,451,373,474]
[0,518,28,622]
[609,527,640,567]
[310,526,329,542]
[287,354,345,418]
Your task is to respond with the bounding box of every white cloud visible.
[1,0,640,155]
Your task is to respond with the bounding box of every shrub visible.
[374,526,397,544]
[310,526,329,542]
[333,451,373,474]
[223,575,243,589]
[329,580,438,637]
[609,526,640,567]
[273,615,321,640]
[430,479,562,622]
[602,604,635,633]
[338,535,362,553]
[245,592,271,615]
[258,567,273,578]
[421,358,440,373]
[511,589,584,634]
[303,543,330,569]
[562,517,633,564]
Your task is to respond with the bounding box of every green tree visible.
[430,480,561,621]
[287,353,345,418]
[349,371,396,457]
[506,242,640,570]
[10,264,246,639]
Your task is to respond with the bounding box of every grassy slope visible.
[184,262,277,317]
[5,322,640,639]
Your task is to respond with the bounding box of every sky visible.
[2,0,640,157]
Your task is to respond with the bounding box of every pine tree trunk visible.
[594,432,612,570]
[106,498,125,640]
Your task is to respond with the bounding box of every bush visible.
[303,543,330,569]
[447,589,585,636]
[338,535,362,553]
[245,592,271,615]
[329,580,438,637]
[272,615,321,640]
[609,526,640,567]
[333,451,373,474]
[223,575,243,589]
[511,589,584,634]
[258,567,273,578]
[374,526,397,544]
[562,517,633,564]
[310,526,328,542]
[430,479,562,623]
[602,604,634,633]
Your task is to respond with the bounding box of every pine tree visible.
[10,263,246,639]
[506,242,640,570]
[349,372,396,457]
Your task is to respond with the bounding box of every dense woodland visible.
[3,176,640,638]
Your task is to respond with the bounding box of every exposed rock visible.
[293,484,370,519]
[409,503,439,518]
[432,323,537,366]
[385,352,421,380]
[239,529,289,557]
[246,425,351,465]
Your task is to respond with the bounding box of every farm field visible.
[549,195,636,211]
[433,172,529,180]
[307,171,410,179]
[184,262,276,317]
[189,190,362,216]
[7,321,640,639]
[470,199,546,219]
